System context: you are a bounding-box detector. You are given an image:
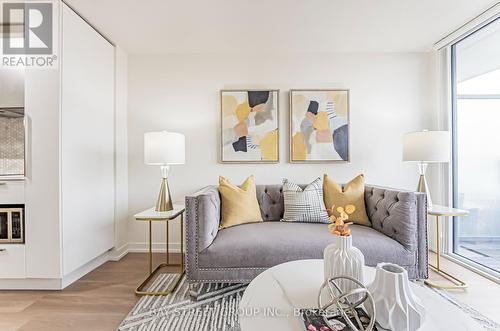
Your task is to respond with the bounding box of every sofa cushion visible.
[219,175,263,229]
[282,178,330,223]
[198,222,416,269]
[324,174,371,226]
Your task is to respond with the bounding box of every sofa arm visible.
[365,186,428,278]
[185,186,220,253]
[365,186,419,250]
[185,186,220,283]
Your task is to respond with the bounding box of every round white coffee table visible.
[239,259,479,331]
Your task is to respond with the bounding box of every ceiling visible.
[65,0,499,54]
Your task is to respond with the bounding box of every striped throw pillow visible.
[281,178,330,223]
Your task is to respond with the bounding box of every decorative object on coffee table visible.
[426,205,469,289]
[367,263,425,331]
[239,260,483,331]
[144,131,185,212]
[318,275,376,331]
[133,204,185,296]
[324,205,365,292]
[402,130,450,208]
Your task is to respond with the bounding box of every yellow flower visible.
[328,223,337,234]
[345,204,356,214]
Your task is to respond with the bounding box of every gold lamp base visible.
[155,165,173,212]
[417,162,433,208]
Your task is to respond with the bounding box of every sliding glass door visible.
[451,18,500,275]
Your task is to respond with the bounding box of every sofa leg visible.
[189,283,201,301]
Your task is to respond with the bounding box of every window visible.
[451,18,500,275]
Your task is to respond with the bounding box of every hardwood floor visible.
[0,253,181,331]
[1,252,499,330]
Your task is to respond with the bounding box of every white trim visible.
[112,45,118,260]
[0,242,184,289]
[443,253,500,285]
[104,242,182,261]
[0,247,125,290]
[61,250,110,288]
[58,0,65,279]
[0,176,26,181]
[0,278,61,290]
[434,2,500,50]
[127,242,181,253]
[108,243,128,261]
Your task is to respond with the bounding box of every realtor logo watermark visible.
[2,2,57,67]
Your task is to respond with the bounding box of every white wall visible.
[113,47,129,256]
[0,67,24,107]
[61,4,115,276]
[127,52,435,248]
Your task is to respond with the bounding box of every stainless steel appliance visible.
[0,205,24,243]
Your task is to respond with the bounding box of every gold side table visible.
[425,205,469,289]
[133,204,185,296]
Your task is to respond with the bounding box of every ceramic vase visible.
[367,263,425,331]
[323,235,364,294]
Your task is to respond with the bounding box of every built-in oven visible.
[0,205,24,243]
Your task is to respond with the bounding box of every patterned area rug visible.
[118,274,246,331]
[119,274,500,331]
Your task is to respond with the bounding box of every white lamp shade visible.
[144,131,185,165]
[403,130,450,163]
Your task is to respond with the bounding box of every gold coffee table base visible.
[135,263,185,296]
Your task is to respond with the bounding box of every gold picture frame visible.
[289,89,350,163]
[220,89,280,163]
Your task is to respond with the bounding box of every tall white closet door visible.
[61,3,115,276]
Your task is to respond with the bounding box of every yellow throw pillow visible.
[323,174,371,227]
[219,175,263,229]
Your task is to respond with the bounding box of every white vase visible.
[323,235,365,294]
[367,263,425,331]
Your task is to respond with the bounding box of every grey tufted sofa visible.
[185,185,428,299]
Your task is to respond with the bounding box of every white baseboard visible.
[108,242,181,261]
[61,250,110,289]
[0,278,61,290]
[127,242,181,253]
[0,242,182,290]
[108,243,129,261]
[0,249,115,290]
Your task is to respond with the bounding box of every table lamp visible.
[144,131,185,212]
[403,130,450,208]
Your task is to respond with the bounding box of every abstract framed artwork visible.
[290,89,349,163]
[220,89,279,163]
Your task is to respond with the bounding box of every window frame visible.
[449,17,500,281]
